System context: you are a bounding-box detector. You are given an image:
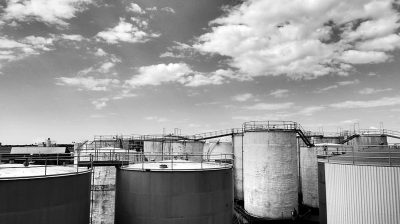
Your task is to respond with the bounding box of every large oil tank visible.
[114,160,233,224]
[232,133,244,201]
[318,152,400,224]
[203,141,233,162]
[144,140,204,162]
[243,130,298,219]
[0,164,91,224]
[300,136,343,208]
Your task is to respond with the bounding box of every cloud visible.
[296,106,325,116]
[270,89,289,98]
[145,116,168,122]
[160,42,194,58]
[96,18,159,44]
[2,0,93,26]
[94,48,107,57]
[126,3,145,14]
[56,76,120,91]
[329,96,400,109]
[194,0,400,79]
[244,102,293,111]
[125,63,237,88]
[160,7,175,14]
[358,87,393,95]
[316,79,359,92]
[232,93,253,102]
[92,98,109,110]
[0,35,55,70]
[60,34,85,41]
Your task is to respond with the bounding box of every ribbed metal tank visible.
[0,164,91,224]
[203,141,233,162]
[243,130,298,219]
[232,134,244,201]
[319,158,400,224]
[300,136,343,208]
[114,161,233,224]
[144,140,204,162]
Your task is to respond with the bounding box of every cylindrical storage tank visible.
[319,156,400,224]
[300,136,343,209]
[203,141,233,162]
[0,164,91,224]
[115,161,233,224]
[243,130,298,219]
[91,166,116,224]
[232,134,244,201]
[144,140,204,162]
[349,135,388,148]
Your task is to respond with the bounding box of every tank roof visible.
[121,160,232,171]
[0,164,88,179]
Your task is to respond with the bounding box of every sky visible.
[1,0,400,144]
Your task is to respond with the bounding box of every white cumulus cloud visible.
[194,0,400,79]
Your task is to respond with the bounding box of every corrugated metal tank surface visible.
[0,170,91,224]
[91,166,116,224]
[300,136,343,208]
[233,134,244,201]
[114,164,233,224]
[243,131,298,219]
[144,141,204,161]
[323,163,400,224]
[203,142,233,161]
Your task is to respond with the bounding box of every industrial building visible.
[1,121,400,224]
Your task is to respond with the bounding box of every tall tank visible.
[243,130,298,219]
[232,134,244,201]
[91,166,116,224]
[203,141,233,162]
[144,140,204,161]
[300,136,343,208]
[114,160,233,224]
[0,164,91,224]
[318,152,400,224]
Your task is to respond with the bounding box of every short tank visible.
[300,136,343,208]
[114,160,233,224]
[243,130,298,219]
[232,133,244,201]
[0,164,91,224]
[144,140,204,162]
[203,141,233,162]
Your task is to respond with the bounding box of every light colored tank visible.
[144,140,204,162]
[233,134,244,201]
[0,164,91,224]
[300,136,343,208]
[348,135,388,148]
[243,130,298,219]
[114,160,233,224]
[91,166,116,224]
[203,141,233,162]
[319,152,400,224]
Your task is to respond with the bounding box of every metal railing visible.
[243,120,298,131]
[316,144,400,166]
[0,154,91,179]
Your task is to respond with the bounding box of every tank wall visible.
[91,166,116,224]
[233,134,243,201]
[115,168,233,224]
[323,163,400,224]
[0,172,91,224]
[144,141,204,162]
[349,135,388,147]
[243,131,298,219]
[318,162,326,224]
[300,147,318,208]
[311,136,343,144]
[203,142,233,161]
